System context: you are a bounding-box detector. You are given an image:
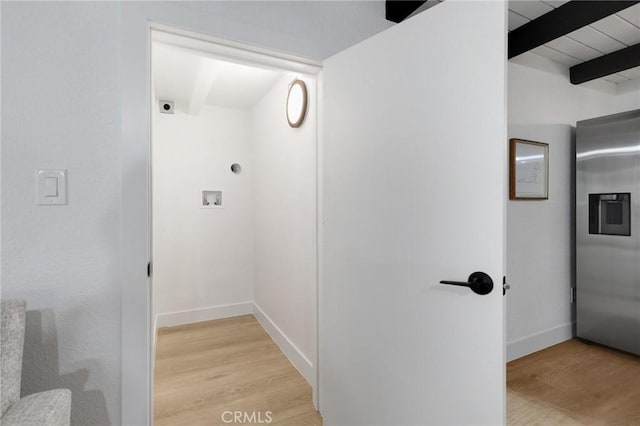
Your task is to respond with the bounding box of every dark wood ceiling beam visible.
[509,1,640,59]
[385,1,426,23]
[570,43,640,84]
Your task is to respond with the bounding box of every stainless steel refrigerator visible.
[576,109,640,356]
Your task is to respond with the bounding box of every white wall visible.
[251,75,317,383]
[2,2,391,423]
[507,53,640,361]
[152,103,254,325]
[616,78,640,111]
[1,3,121,424]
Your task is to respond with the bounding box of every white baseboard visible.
[152,314,158,371]
[507,322,575,362]
[252,302,314,387]
[155,301,254,329]
[153,315,158,345]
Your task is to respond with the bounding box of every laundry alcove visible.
[150,37,318,391]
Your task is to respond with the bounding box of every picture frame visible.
[509,138,549,200]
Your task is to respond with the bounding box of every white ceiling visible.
[508,1,640,84]
[153,43,284,111]
[154,1,639,100]
[173,1,393,60]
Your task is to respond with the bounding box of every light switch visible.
[37,169,67,205]
[44,177,58,197]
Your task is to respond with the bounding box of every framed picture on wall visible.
[509,138,549,200]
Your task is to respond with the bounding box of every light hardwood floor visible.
[156,320,639,425]
[508,339,640,426]
[154,315,322,426]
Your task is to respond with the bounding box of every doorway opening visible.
[149,29,321,424]
[505,2,640,422]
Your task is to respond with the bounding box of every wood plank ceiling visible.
[509,1,640,84]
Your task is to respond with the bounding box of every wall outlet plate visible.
[201,190,223,209]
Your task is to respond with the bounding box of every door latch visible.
[503,276,510,295]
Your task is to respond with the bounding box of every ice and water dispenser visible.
[588,193,630,236]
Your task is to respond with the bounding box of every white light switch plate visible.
[37,169,67,205]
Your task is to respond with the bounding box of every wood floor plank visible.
[154,315,322,426]
[508,339,640,426]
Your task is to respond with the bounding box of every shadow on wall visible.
[22,309,111,426]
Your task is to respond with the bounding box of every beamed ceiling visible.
[386,0,640,85]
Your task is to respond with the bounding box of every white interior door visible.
[320,1,507,425]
